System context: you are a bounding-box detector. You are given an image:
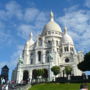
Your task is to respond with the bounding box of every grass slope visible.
[29,83,90,90]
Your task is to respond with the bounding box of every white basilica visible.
[12,12,84,83]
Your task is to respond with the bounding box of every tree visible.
[78,52,90,71]
[32,69,47,83]
[64,66,72,80]
[32,69,38,79]
[37,69,44,77]
[42,69,48,79]
[32,69,45,79]
[51,66,60,77]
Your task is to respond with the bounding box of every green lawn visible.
[29,83,90,90]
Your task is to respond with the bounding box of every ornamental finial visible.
[64,26,67,34]
[18,55,23,64]
[50,11,54,21]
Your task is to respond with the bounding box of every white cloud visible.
[0,31,12,45]
[17,10,48,40]
[5,1,23,20]
[0,10,8,21]
[0,1,48,42]
[59,10,89,33]
[85,0,90,8]
[58,6,90,52]
[17,24,35,40]
[0,44,24,68]
[10,45,24,64]
[24,8,39,22]
[35,11,48,30]
[36,12,48,22]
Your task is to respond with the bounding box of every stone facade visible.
[12,12,84,83]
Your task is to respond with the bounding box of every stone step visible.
[15,84,31,90]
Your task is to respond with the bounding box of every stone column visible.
[29,52,31,64]
[23,49,30,64]
[35,51,38,64]
[48,66,54,81]
[68,44,70,52]
[42,37,45,47]
[36,40,38,47]
[62,46,64,53]
[29,70,32,83]
[16,67,23,84]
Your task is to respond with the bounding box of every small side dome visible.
[62,27,73,44]
[42,11,62,34]
[25,32,34,49]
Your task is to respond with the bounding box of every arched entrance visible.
[23,70,29,83]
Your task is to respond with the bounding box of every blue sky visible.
[0,0,90,79]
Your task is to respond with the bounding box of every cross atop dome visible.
[50,11,54,21]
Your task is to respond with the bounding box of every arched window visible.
[38,51,41,62]
[46,51,49,62]
[48,31,51,34]
[64,47,68,52]
[70,47,73,51]
[31,59,33,64]
[38,38,42,46]
[60,48,62,53]
[56,41,58,46]
[48,40,51,45]
[30,53,33,56]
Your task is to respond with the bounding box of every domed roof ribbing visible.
[62,27,73,44]
[43,11,62,33]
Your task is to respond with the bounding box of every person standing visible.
[5,84,8,90]
[80,84,88,90]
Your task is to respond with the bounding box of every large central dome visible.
[42,11,62,34]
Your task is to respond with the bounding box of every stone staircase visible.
[14,84,31,90]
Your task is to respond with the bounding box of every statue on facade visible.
[18,55,23,65]
[48,52,53,62]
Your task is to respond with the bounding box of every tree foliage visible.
[51,66,60,76]
[32,69,37,79]
[64,66,72,75]
[42,69,48,78]
[37,69,44,76]
[32,69,48,79]
[78,52,90,71]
